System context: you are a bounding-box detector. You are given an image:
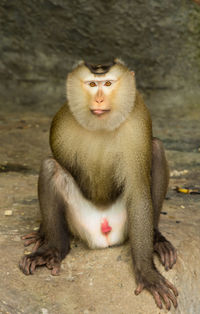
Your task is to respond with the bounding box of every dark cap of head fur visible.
[84,60,116,75]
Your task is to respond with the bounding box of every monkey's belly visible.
[65,178,128,249]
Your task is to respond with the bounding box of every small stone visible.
[89,306,96,311]
[33,226,39,231]
[181,205,185,209]
[170,169,189,177]
[67,274,75,282]
[117,255,122,261]
[4,210,13,216]
[41,309,48,314]
[118,283,124,288]
[24,250,32,255]
[89,279,93,286]
[13,235,21,241]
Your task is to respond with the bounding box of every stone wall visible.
[0,0,200,112]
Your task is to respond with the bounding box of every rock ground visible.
[0,92,200,314]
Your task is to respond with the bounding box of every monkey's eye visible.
[89,82,97,87]
[104,81,112,86]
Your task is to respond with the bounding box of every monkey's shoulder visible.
[50,105,76,143]
[50,104,71,130]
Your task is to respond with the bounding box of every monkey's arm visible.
[127,175,178,310]
[19,158,70,275]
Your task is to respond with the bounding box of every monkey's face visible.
[66,62,136,131]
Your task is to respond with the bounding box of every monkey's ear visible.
[72,60,84,70]
[131,71,135,77]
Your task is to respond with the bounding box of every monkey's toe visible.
[21,231,41,247]
[19,248,62,275]
[19,256,33,275]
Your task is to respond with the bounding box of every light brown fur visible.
[50,91,151,205]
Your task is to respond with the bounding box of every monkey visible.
[19,59,178,310]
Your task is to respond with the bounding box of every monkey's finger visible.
[24,238,37,247]
[46,262,53,270]
[170,247,177,269]
[30,260,37,274]
[19,259,24,274]
[164,248,170,271]
[158,243,170,271]
[32,240,42,252]
[155,243,165,265]
[19,257,30,275]
[158,290,171,311]
[168,246,176,269]
[24,258,32,275]
[159,244,165,266]
[21,232,37,240]
[163,242,175,269]
[158,284,178,310]
[165,289,178,309]
[151,290,162,310]
[46,256,57,269]
[37,256,48,266]
[173,249,177,265]
[19,256,27,271]
[51,264,60,276]
[134,283,144,295]
[165,278,178,297]
[158,242,170,271]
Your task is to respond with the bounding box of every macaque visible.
[19,59,178,310]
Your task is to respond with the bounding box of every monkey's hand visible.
[135,268,178,310]
[154,229,177,271]
[19,246,64,276]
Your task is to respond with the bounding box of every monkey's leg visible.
[19,158,70,275]
[151,137,177,270]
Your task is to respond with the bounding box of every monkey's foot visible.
[154,229,177,271]
[19,247,61,276]
[135,270,178,310]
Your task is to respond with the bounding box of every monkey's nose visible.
[95,98,104,104]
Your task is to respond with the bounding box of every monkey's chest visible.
[65,177,128,249]
[70,158,121,205]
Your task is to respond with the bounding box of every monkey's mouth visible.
[90,109,111,116]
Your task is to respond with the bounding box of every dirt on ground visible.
[0,96,200,314]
